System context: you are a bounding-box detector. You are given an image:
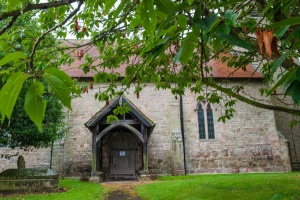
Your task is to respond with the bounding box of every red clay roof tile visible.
[59,40,262,79]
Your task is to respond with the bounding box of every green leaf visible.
[266,17,300,29]
[275,26,289,39]
[7,0,20,11]
[113,104,131,115]
[285,80,298,95]
[192,3,202,28]
[216,33,252,50]
[177,14,187,28]
[140,0,157,37]
[176,32,197,64]
[157,1,190,31]
[193,14,218,31]
[113,0,127,19]
[261,0,275,15]
[0,51,26,67]
[292,27,300,40]
[213,0,243,8]
[151,43,167,59]
[284,79,300,105]
[173,48,182,64]
[282,27,300,48]
[107,114,118,123]
[223,10,238,27]
[0,70,9,76]
[94,72,109,83]
[129,17,141,29]
[44,69,72,110]
[292,82,300,105]
[0,72,29,122]
[104,0,118,14]
[270,50,290,78]
[217,23,231,35]
[143,37,168,53]
[296,68,300,80]
[268,68,298,95]
[45,68,79,95]
[25,81,46,132]
[154,0,174,15]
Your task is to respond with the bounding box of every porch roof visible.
[85,95,155,134]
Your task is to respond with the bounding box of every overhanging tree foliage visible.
[0,6,67,149]
[0,80,66,149]
[0,0,300,128]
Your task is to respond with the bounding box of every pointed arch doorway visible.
[85,96,155,180]
[108,132,138,178]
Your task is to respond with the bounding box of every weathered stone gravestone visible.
[17,155,25,169]
[0,155,59,194]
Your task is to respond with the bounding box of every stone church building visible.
[0,40,299,180]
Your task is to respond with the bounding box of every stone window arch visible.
[197,101,215,139]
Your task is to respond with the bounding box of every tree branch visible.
[34,40,92,63]
[202,79,300,116]
[29,1,83,71]
[0,16,17,35]
[0,0,78,21]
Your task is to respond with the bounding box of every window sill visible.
[199,139,218,142]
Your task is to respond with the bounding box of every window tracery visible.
[198,101,215,140]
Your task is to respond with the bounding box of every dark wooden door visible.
[109,133,136,179]
[110,150,135,176]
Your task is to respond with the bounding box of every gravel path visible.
[102,180,149,200]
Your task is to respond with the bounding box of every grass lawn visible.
[136,172,300,200]
[0,179,105,200]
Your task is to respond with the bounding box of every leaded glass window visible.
[197,101,215,140]
[198,104,206,139]
[207,103,215,139]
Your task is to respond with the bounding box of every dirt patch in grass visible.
[102,180,151,200]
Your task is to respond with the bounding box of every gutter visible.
[180,95,187,175]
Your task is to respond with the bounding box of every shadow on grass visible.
[0,179,104,200]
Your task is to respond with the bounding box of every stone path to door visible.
[102,181,150,200]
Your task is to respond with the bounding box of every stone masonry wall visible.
[182,82,291,173]
[0,81,291,175]
[0,147,51,172]
[53,87,103,176]
[51,81,291,176]
[272,96,300,170]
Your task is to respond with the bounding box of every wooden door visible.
[110,150,135,177]
[109,133,136,179]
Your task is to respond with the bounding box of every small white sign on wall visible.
[119,151,126,156]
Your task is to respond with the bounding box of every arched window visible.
[207,103,215,139]
[198,104,206,139]
[197,101,215,140]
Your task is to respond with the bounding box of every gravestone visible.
[17,155,25,169]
